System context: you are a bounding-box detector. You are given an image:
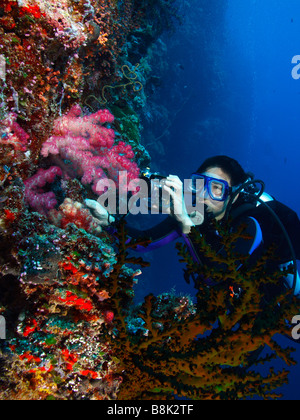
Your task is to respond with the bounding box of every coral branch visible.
[101,222,299,400]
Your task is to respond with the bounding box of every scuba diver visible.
[86,155,300,297]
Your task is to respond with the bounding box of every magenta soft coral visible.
[40,105,140,193]
[24,166,62,215]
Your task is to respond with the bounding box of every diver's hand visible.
[85,199,115,227]
[162,175,195,234]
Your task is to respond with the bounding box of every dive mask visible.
[190,173,233,202]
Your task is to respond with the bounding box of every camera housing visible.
[140,168,167,185]
[139,168,169,213]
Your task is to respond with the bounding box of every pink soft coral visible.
[41,105,140,193]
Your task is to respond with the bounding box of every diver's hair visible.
[196,155,249,187]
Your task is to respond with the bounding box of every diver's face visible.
[200,167,232,221]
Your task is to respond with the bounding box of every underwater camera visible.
[140,167,167,185]
[139,167,171,213]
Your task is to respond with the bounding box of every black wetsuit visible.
[127,205,263,262]
[126,197,300,286]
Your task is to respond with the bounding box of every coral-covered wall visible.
[0,0,183,400]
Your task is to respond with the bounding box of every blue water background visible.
[132,0,300,399]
